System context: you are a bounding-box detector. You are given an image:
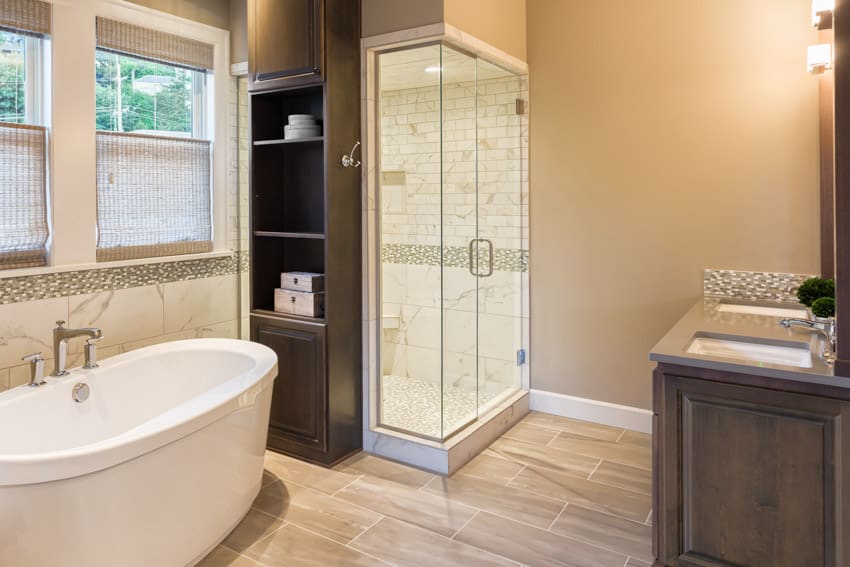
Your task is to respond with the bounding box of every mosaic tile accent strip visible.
[703,269,817,303]
[382,243,528,272]
[0,253,243,305]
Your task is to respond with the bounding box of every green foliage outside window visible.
[0,32,25,124]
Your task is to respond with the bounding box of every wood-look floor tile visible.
[244,523,385,567]
[455,511,628,567]
[550,504,653,562]
[335,453,435,488]
[522,412,625,442]
[196,546,258,567]
[335,474,478,538]
[454,452,525,484]
[488,437,600,477]
[619,430,651,450]
[626,558,652,567]
[549,432,651,470]
[220,508,284,553]
[423,474,564,529]
[508,466,651,523]
[590,460,652,494]
[263,451,361,495]
[503,421,560,446]
[350,516,519,566]
[252,479,382,544]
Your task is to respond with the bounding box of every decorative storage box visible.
[274,289,325,317]
[281,272,325,293]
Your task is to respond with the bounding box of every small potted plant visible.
[797,277,836,320]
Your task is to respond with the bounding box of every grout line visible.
[623,557,631,567]
[504,463,527,486]
[288,523,393,566]
[616,430,627,443]
[546,502,568,531]
[344,514,386,547]
[450,509,479,540]
[332,473,366,496]
[586,459,604,480]
[645,509,653,525]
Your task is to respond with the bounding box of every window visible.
[0,0,50,270]
[94,17,215,262]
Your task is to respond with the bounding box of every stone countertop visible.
[650,298,850,390]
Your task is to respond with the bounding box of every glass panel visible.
[0,31,27,124]
[440,44,479,438]
[377,45,445,438]
[475,58,526,417]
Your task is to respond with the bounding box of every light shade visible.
[808,43,832,74]
[812,0,835,27]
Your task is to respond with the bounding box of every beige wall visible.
[229,0,247,63]
[127,0,230,30]
[361,0,443,37]
[444,0,526,61]
[527,0,821,409]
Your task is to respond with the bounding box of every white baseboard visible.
[529,389,653,434]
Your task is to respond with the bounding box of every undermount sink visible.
[714,301,808,319]
[686,332,813,368]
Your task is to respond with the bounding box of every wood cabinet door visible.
[248,0,323,91]
[252,315,327,453]
[656,372,850,567]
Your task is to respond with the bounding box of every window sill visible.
[0,250,236,280]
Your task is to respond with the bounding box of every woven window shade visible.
[0,122,48,270]
[96,132,212,262]
[96,17,214,71]
[0,0,50,37]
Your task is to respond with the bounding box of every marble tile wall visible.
[378,75,529,403]
[0,76,249,391]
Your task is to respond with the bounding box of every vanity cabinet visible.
[248,0,323,91]
[653,364,850,566]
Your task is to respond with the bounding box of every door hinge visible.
[517,349,527,366]
[515,98,527,115]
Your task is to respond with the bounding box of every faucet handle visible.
[21,353,45,387]
[21,352,44,363]
[86,335,104,344]
[55,320,65,328]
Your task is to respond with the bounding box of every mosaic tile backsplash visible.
[0,253,243,306]
[703,269,818,303]
[382,243,527,272]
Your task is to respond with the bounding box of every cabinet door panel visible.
[252,316,327,451]
[249,0,323,90]
[658,373,846,567]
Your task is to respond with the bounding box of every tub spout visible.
[52,321,103,376]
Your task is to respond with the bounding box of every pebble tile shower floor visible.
[379,374,500,438]
[198,412,653,567]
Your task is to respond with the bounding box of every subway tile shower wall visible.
[703,269,817,303]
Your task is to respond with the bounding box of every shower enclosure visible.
[376,43,528,441]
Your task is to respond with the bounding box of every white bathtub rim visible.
[0,338,277,487]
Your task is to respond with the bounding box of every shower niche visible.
[372,43,529,444]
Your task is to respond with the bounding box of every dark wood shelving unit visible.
[248,0,361,467]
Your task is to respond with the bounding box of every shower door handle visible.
[468,239,479,276]
[480,239,494,278]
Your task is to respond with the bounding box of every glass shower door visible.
[440,45,480,438]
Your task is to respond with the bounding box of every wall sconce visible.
[808,43,833,74]
[812,0,834,29]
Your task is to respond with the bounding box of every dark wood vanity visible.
[653,362,850,566]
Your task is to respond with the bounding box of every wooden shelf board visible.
[254,231,326,240]
[251,308,326,325]
[254,136,323,146]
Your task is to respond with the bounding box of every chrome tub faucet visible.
[52,320,103,376]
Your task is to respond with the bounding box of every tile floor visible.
[198,412,653,567]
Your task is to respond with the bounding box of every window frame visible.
[0,0,230,278]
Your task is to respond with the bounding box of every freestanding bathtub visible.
[0,338,277,567]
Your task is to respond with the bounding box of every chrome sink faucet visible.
[779,317,836,364]
[52,320,103,376]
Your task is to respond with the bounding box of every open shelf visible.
[255,231,325,239]
[252,308,326,325]
[254,137,323,146]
